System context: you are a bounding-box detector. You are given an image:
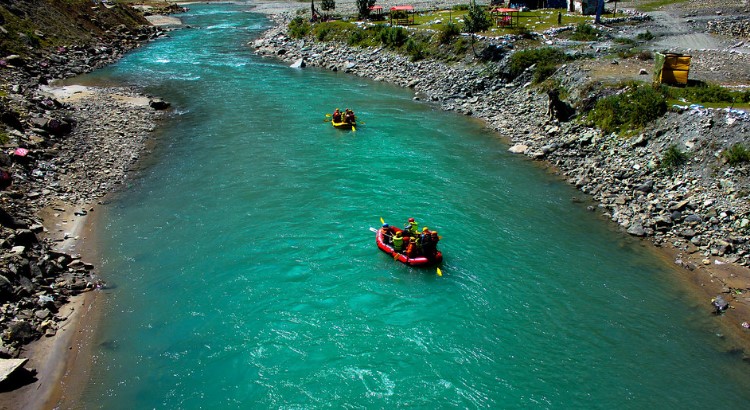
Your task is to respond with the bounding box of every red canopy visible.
[390,5,414,11]
[370,5,383,10]
[492,8,519,12]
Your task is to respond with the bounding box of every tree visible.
[463,0,491,56]
[321,0,335,12]
[463,0,492,34]
[356,0,376,20]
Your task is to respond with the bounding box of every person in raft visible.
[403,217,419,236]
[332,108,342,122]
[380,223,392,245]
[344,109,356,124]
[419,227,431,251]
[392,230,405,253]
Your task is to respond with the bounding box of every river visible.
[73,3,750,408]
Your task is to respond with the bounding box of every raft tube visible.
[376,226,443,266]
[331,120,355,130]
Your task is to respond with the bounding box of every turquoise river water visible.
[73,3,750,408]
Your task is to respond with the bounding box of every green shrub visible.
[378,26,408,48]
[570,23,601,41]
[588,85,667,134]
[723,144,750,166]
[437,21,461,44]
[347,28,367,46]
[321,0,336,11]
[637,30,654,41]
[315,25,331,41]
[661,144,689,171]
[406,38,427,61]
[288,17,311,39]
[614,37,636,46]
[507,47,567,79]
[452,4,470,11]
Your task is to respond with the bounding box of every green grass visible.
[507,47,568,82]
[663,83,750,108]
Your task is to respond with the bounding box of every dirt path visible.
[647,10,724,51]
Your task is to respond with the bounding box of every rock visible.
[627,223,647,237]
[5,321,37,344]
[508,144,529,154]
[149,98,171,110]
[634,180,654,193]
[290,58,306,68]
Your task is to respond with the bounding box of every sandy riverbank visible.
[0,82,164,408]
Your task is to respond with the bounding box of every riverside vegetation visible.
[253,0,750,350]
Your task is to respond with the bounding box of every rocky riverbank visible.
[251,6,750,350]
[0,4,172,375]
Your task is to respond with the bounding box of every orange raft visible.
[375,226,443,266]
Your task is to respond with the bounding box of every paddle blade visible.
[437,267,442,276]
[352,125,356,132]
[380,217,385,224]
[369,227,378,232]
[325,113,332,117]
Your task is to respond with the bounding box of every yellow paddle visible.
[437,267,442,276]
[380,217,385,225]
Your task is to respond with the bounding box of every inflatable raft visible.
[331,120,356,130]
[376,226,443,266]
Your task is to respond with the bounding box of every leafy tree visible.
[356,0,376,19]
[462,0,491,56]
[463,0,492,34]
[321,0,336,11]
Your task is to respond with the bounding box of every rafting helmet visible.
[408,218,415,222]
[422,227,429,232]
[382,224,389,228]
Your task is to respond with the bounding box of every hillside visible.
[0,0,149,57]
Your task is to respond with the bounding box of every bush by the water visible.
[288,17,311,38]
[588,85,667,134]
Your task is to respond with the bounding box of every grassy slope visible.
[0,0,148,57]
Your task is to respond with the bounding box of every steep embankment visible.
[0,0,147,57]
